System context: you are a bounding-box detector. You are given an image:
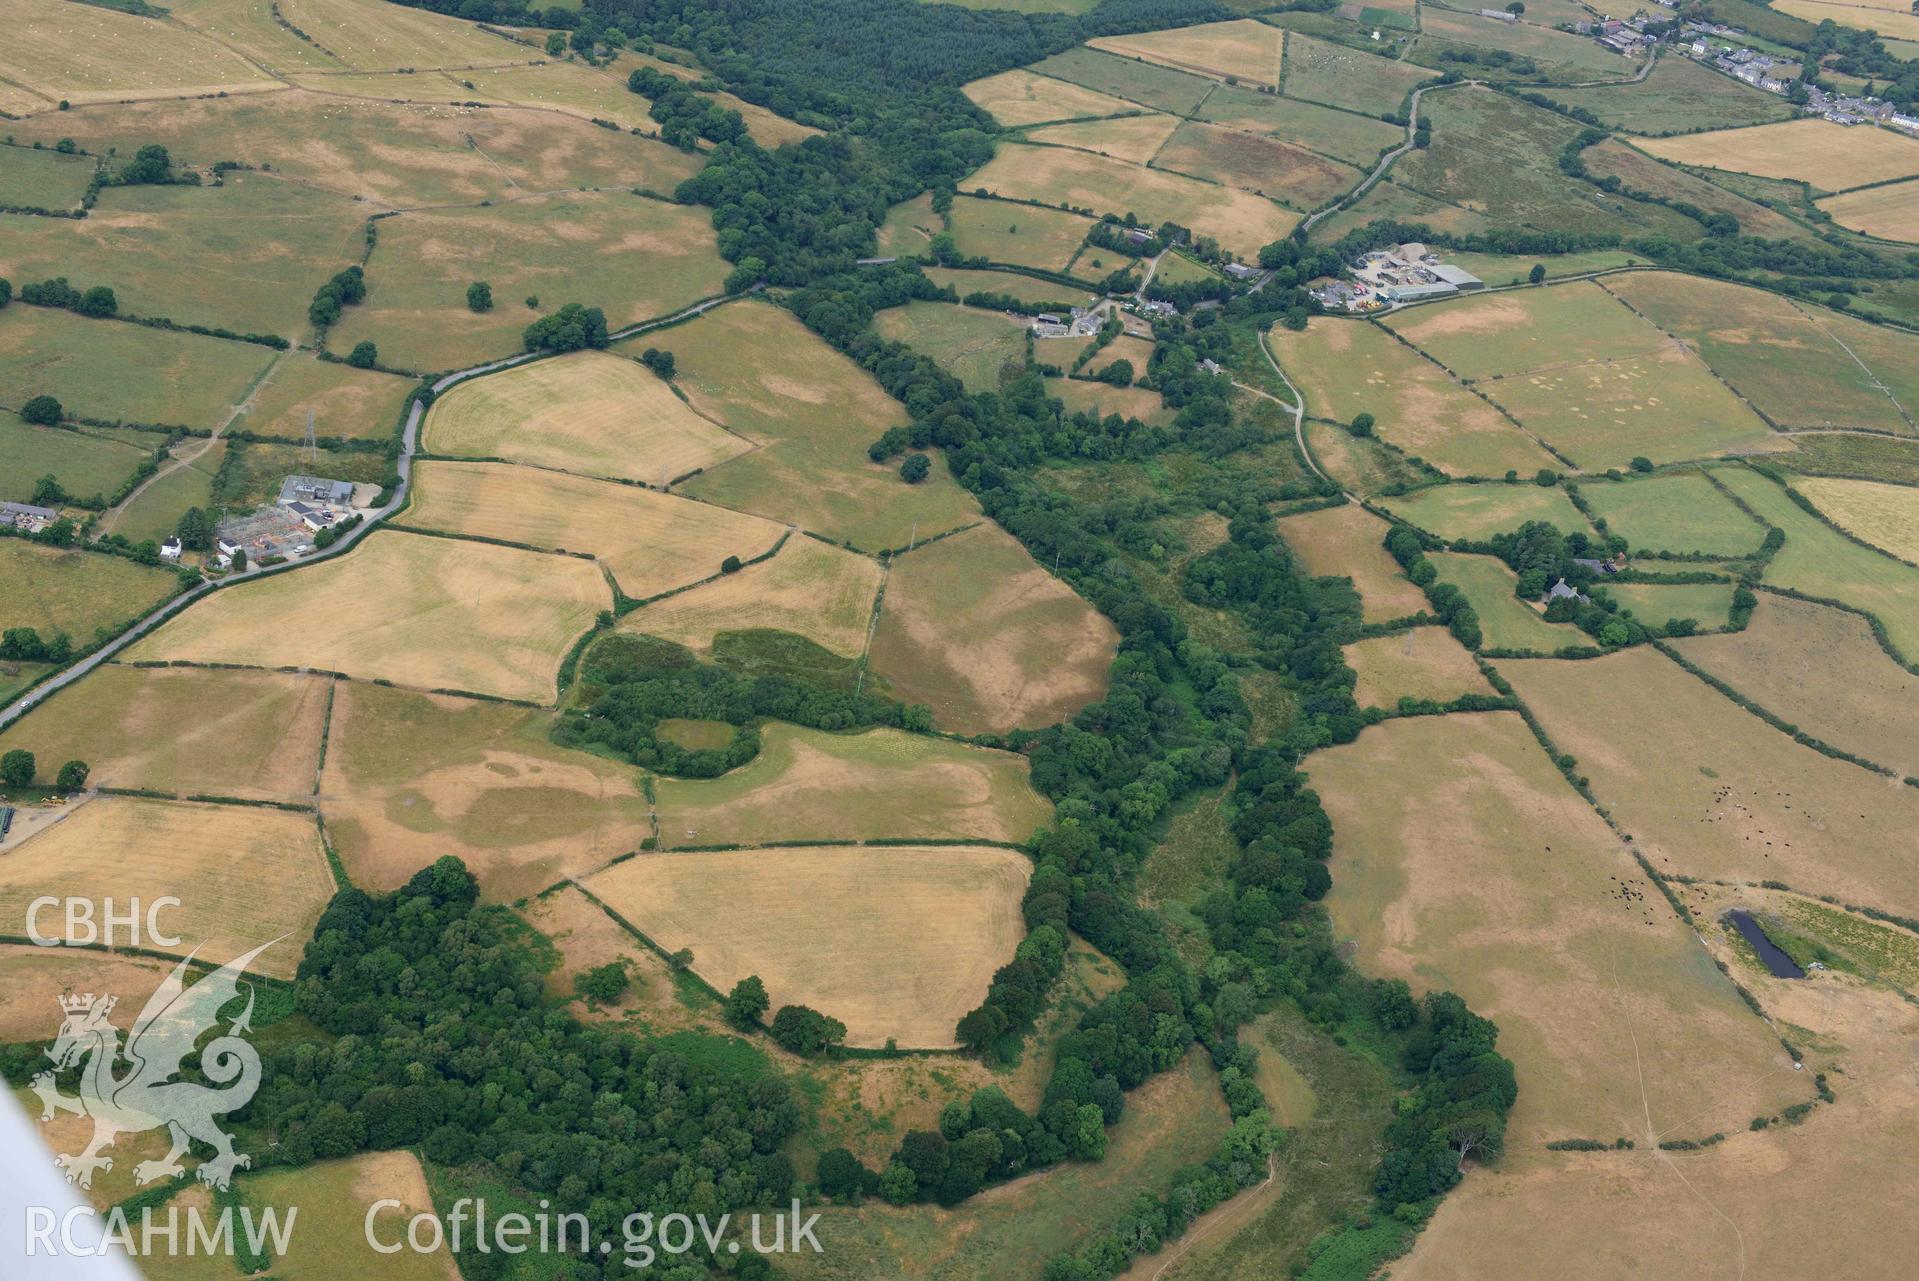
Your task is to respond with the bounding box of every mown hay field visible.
[133,531,609,703]
[655,723,1052,848]
[236,351,413,443]
[1673,594,1919,774]
[0,305,276,431]
[1383,482,1587,542]
[1269,319,1555,477]
[1030,47,1218,115]
[1636,116,1919,190]
[622,532,880,659]
[1717,465,1919,658]
[1312,712,1802,1146]
[947,194,1094,273]
[267,0,525,71]
[1431,552,1585,652]
[0,946,174,1044]
[1151,120,1362,211]
[1385,280,1662,380]
[239,1152,458,1281]
[401,461,785,600]
[1818,176,1919,241]
[1602,272,1915,434]
[164,0,346,72]
[964,143,1298,257]
[1276,501,1428,623]
[0,796,329,979]
[11,92,707,209]
[1501,648,1919,910]
[1343,627,1492,709]
[0,413,156,507]
[1193,83,1402,167]
[1282,32,1432,116]
[869,522,1118,735]
[962,67,1140,126]
[585,844,1032,1048]
[0,665,329,801]
[423,349,749,485]
[1776,0,1919,39]
[320,682,652,900]
[873,302,1030,393]
[1795,475,1919,561]
[0,542,179,645]
[1088,19,1286,88]
[668,302,981,549]
[1538,54,1795,133]
[1580,471,1765,555]
[329,191,727,371]
[1025,112,1183,165]
[0,0,280,106]
[0,173,365,340]
[0,146,96,209]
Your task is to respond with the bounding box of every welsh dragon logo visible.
[31,941,276,1191]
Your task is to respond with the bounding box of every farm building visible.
[1,501,58,533]
[279,476,356,506]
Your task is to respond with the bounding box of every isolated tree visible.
[724,975,769,1029]
[55,760,89,792]
[76,285,117,318]
[176,506,212,552]
[466,280,493,313]
[769,1004,847,1056]
[668,946,693,971]
[117,143,172,185]
[20,395,61,425]
[544,30,566,56]
[229,547,247,572]
[1630,456,1653,473]
[900,453,931,484]
[640,347,675,379]
[1528,263,1547,284]
[0,749,35,788]
[720,555,742,573]
[345,340,378,369]
[573,962,629,1002]
[1349,412,1375,437]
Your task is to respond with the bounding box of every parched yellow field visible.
[239,351,413,442]
[1501,648,1919,912]
[963,67,1142,126]
[0,946,175,1044]
[424,349,750,484]
[1276,502,1428,623]
[1268,319,1556,477]
[401,461,785,600]
[319,682,652,900]
[1026,112,1183,164]
[584,844,1033,1048]
[1673,594,1919,775]
[668,301,981,549]
[622,533,881,659]
[1344,627,1493,708]
[1636,117,1919,190]
[1152,120,1363,211]
[869,523,1118,735]
[947,193,1095,273]
[1795,475,1919,561]
[328,190,726,371]
[655,723,1052,848]
[0,797,330,979]
[272,0,525,71]
[1312,713,1802,1147]
[963,143,1298,257]
[1817,176,1919,241]
[133,531,609,703]
[0,665,329,802]
[1088,19,1285,88]
[1776,0,1919,39]
[1046,376,1173,425]
[241,1152,458,1281]
[0,0,281,107]
[165,0,348,72]
[1385,280,1665,381]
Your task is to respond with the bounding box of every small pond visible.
[1727,909,1804,979]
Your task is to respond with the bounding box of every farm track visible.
[1301,78,1478,235]
[0,289,753,732]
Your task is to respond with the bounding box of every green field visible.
[1716,465,1919,660]
[0,413,158,506]
[1029,46,1218,114]
[873,302,1030,392]
[0,173,365,339]
[1383,482,1587,541]
[0,305,275,431]
[1581,471,1766,554]
[948,194,1095,274]
[0,146,96,209]
[1602,580,1735,629]
[111,440,226,546]
[1785,432,1919,484]
[1444,249,1644,285]
[1431,551,1585,651]
[234,351,413,443]
[878,192,939,258]
[1192,83,1402,167]
[1538,50,1795,133]
[328,190,727,372]
[1415,8,1637,83]
[1282,32,1433,116]
[1583,141,1815,242]
[926,267,1092,309]
[1388,88,1702,241]
[0,541,178,647]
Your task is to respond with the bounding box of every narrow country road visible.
[0,290,750,732]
